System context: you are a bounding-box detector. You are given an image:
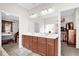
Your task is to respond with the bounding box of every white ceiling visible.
[18,3,40,10]
[18,3,79,15]
[17,3,79,19]
[2,12,19,22]
[18,3,79,11]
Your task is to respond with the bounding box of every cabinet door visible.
[25,36,30,49]
[32,37,38,53]
[22,35,29,49]
[68,30,76,45]
[22,35,26,48]
[38,37,47,56]
[47,39,55,56]
[54,39,58,56]
[29,36,33,50]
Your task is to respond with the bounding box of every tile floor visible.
[61,42,79,56]
[2,42,41,56]
[0,47,9,56]
[3,41,79,56]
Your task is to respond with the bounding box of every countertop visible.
[2,32,13,36]
[22,32,58,39]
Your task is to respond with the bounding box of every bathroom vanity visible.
[22,33,58,56]
[22,11,58,56]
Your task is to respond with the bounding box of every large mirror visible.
[28,17,45,34]
[44,16,58,35]
[28,12,58,35]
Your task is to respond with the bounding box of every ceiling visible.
[2,12,19,22]
[18,3,79,11]
[17,3,79,19]
[18,3,40,10]
[18,3,56,17]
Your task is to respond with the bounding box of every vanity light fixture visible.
[41,8,54,15]
[48,8,54,13]
[41,9,48,15]
[30,14,38,18]
[6,13,9,15]
[41,10,44,15]
[30,8,55,18]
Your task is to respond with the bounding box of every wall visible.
[28,15,58,34]
[0,3,29,48]
[1,12,19,35]
[45,17,58,34]
[28,18,45,33]
[28,20,35,33]
[61,8,79,48]
[75,8,79,48]
[61,9,76,29]
[0,12,2,46]
[13,21,19,34]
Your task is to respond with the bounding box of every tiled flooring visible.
[3,41,79,56]
[0,47,9,56]
[2,42,41,56]
[61,42,79,56]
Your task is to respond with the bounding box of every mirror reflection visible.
[28,13,58,35]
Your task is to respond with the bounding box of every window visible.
[2,20,13,33]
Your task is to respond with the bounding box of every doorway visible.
[1,12,19,56]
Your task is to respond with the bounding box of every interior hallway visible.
[2,42,40,56]
[61,42,79,56]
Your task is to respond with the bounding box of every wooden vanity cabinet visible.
[32,37,38,53]
[68,30,76,45]
[22,35,29,49]
[29,36,33,50]
[47,39,55,56]
[22,35,58,56]
[22,35,26,48]
[38,37,47,56]
[54,39,58,56]
[47,39,58,56]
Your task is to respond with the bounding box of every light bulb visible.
[30,14,37,18]
[48,8,55,13]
